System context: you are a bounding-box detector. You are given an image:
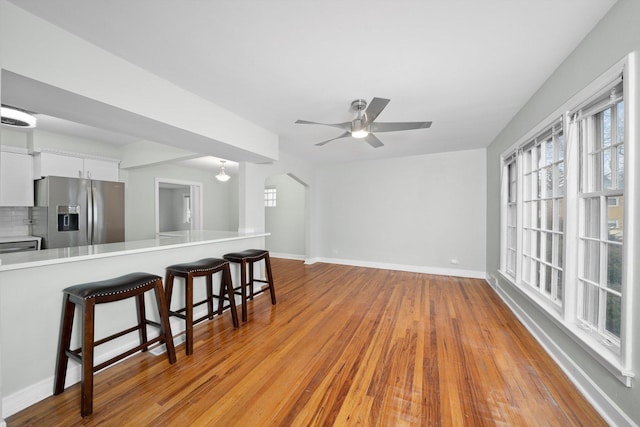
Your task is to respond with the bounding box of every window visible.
[499,67,633,384]
[264,187,277,207]
[520,120,565,305]
[576,84,624,344]
[505,156,518,278]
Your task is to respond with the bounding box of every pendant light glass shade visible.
[216,160,231,182]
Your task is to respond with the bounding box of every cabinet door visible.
[0,151,34,206]
[34,152,84,179]
[83,158,119,181]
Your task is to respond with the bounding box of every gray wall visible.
[158,187,190,232]
[486,0,640,423]
[316,149,486,275]
[264,174,305,257]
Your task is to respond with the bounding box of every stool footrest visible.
[93,335,166,372]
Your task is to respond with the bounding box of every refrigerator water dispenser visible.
[57,205,80,232]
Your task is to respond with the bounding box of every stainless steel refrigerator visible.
[33,176,125,249]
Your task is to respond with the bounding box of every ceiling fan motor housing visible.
[350,99,367,112]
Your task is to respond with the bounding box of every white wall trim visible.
[488,278,636,427]
[270,252,305,261]
[308,257,485,279]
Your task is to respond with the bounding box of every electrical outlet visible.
[450,259,459,265]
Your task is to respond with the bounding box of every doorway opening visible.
[155,178,203,234]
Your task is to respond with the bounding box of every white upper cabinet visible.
[0,148,34,207]
[33,151,120,182]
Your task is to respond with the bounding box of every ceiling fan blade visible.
[315,131,351,146]
[369,121,432,133]
[363,97,390,125]
[295,119,351,131]
[364,133,384,148]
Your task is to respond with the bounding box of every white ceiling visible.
[4,0,616,166]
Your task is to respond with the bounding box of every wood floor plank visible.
[6,259,606,426]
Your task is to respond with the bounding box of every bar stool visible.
[54,272,177,417]
[223,249,276,322]
[165,258,239,355]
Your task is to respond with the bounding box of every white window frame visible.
[264,186,277,207]
[498,55,637,386]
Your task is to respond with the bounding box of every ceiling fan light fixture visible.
[1,105,37,128]
[215,160,231,182]
[351,129,369,139]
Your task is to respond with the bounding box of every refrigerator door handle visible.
[87,185,94,245]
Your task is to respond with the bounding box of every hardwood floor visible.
[7,259,605,426]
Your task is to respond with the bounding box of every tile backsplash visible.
[0,207,31,236]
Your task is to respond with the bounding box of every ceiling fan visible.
[295,97,432,148]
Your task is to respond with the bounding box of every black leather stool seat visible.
[223,249,276,322]
[166,257,229,275]
[165,258,239,355]
[64,272,164,300]
[223,249,269,263]
[54,272,176,417]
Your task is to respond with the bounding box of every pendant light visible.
[215,160,230,182]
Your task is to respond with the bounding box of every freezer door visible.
[90,180,125,244]
[37,177,90,249]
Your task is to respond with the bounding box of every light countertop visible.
[0,230,268,271]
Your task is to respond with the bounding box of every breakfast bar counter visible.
[0,229,268,421]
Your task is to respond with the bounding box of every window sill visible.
[496,270,634,387]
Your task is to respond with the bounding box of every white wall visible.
[264,174,305,257]
[315,149,486,276]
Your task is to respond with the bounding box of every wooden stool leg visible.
[135,293,148,351]
[264,253,276,305]
[248,262,255,300]
[206,273,215,320]
[81,300,96,417]
[153,280,177,364]
[185,274,194,355]
[54,295,75,395]
[164,272,175,313]
[240,260,248,322]
[223,265,240,328]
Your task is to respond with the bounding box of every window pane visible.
[617,101,624,143]
[581,282,599,327]
[556,198,565,232]
[606,243,623,292]
[558,234,563,267]
[617,144,624,190]
[583,198,600,238]
[556,269,563,301]
[536,201,542,229]
[545,232,553,263]
[606,195,623,241]
[605,292,621,338]
[545,167,553,197]
[544,265,551,293]
[545,141,553,166]
[603,148,612,190]
[583,240,600,282]
[557,135,565,161]
[537,169,543,198]
[601,108,612,148]
[545,200,553,231]
[556,163,565,196]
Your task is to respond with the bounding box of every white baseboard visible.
[269,252,305,261]
[489,279,635,427]
[308,256,486,279]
